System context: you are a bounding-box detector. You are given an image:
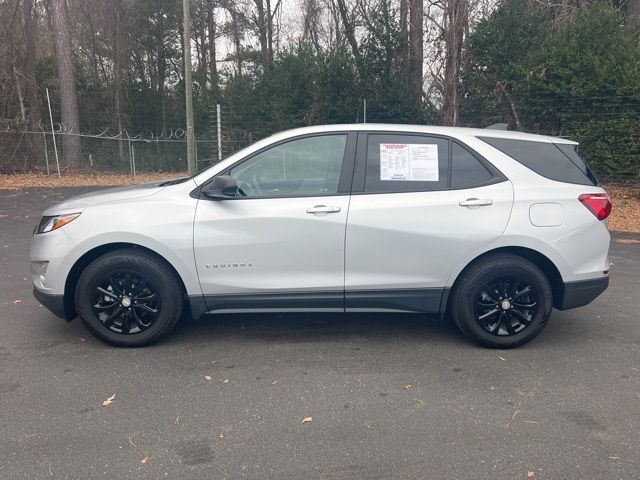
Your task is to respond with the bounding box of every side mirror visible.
[201,175,239,199]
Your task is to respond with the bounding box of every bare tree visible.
[111,0,126,160]
[22,0,41,166]
[207,0,218,83]
[627,0,640,33]
[302,0,324,52]
[48,0,82,165]
[251,0,283,72]
[408,0,424,105]
[336,0,360,61]
[440,0,468,125]
[399,0,409,70]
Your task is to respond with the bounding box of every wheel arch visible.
[444,246,564,316]
[63,243,188,320]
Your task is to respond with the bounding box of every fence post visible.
[46,88,61,177]
[131,143,136,177]
[42,131,50,175]
[126,131,133,175]
[217,104,222,163]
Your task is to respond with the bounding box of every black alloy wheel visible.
[93,271,161,335]
[473,275,538,336]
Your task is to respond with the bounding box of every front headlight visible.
[36,213,81,234]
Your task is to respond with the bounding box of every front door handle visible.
[459,198,493,207]
[306,205,341,214]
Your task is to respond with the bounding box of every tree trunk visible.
[23,0,38,123]
[113,0,125,161]
[266,0,274,63]
[497,82,523,130]
[254,0,270,72]
[49,0,82,166]
[336,0,359,62]
[441,0,468,126]
[229,8,243,76]
[408,0,423,106]
[627,0,640,33]
[207,1,217,85]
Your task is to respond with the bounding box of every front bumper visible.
[556,276,609,310]
[33,288,72,321]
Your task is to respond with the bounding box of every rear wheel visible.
[450,254,552,348]
[75,249,183,347]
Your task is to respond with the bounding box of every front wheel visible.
[450,254,553,348]
[75,249,183,347]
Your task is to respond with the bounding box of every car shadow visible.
[167,311,470,347]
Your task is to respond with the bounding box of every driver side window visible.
[229,134,347,198]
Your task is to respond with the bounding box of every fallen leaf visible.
[140,456,149,464]
[218,433,225,440]
[102,394,116,406]
[527,470,535,478]
[12,299,22,304]
[498,356,506,361]
[403,384,413,390]
[204,375,213,381]
[222,379,229,384]
[271,380,278,385]
[302,416,313,424]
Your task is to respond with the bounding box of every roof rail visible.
[485,123,510,130]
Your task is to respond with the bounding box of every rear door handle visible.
[459,198,493,207]
[306,205,341,214]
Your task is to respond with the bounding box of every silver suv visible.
[30,124,611,348]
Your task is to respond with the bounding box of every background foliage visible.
[1,0,639,177]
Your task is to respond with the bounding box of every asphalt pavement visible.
[1,187,639,479]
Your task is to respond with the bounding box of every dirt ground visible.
[0,172,638,233]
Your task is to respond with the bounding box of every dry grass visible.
[606,184,640,234]
[0,172,187,190]
[0,173,638,232]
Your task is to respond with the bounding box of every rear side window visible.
[479,137,597,186]
[555,144,599,185]
[364,134,449,193]
[451,143,494,188]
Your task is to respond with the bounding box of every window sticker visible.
[380,143,439,181]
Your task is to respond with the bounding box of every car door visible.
[193,132,356,312]
[344,132,514,313]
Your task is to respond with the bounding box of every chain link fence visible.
[0,129,220,175]
[1,103,638,181]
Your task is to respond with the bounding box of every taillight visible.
[579,193,611,221]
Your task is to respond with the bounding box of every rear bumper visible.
[556,276,609,310]
[33,288,72,321]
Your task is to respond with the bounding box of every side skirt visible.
[345,288,445,314]
[189,288,448,318]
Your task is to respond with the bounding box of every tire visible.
[450,254,553,348]
[75,248,183,347]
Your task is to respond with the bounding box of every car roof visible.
[268,123,579,145]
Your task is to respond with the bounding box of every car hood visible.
[43,182,166,215]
